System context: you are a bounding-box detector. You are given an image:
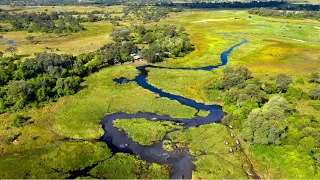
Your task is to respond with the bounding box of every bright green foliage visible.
[168,123,246,177]
[193,155,247,179]
[284,85,308,102]
[310,72,320,84]
[197,110,210,117]
[54,65,197,139]
[250,145,319,179]
[219,66,252,90]
[168,123,233,155]
[310,87,320,100]
[41,142,112,173]
[0,142,112,179]
[114,118,181,145]
[11,114,31,128]
[264,82,280,94]
[241,96,289,145]
[90,153,169,179]
[276,74,292,92]
[297,136,316,154]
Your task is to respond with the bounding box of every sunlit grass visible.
[90,153,169,179]
[168,123,247,178]
[114,118,182,145]
[147,68,224,105]
[0,22,114,57]
[54,65,197,139]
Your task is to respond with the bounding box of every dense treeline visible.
[98,24,193,63]
[159,1,287,9]
[0,11,124,33]
[218,66,320,171]
[3,0,320,11]
[0,11,85,33]
[122,6,182,23]
[0,0,80,6]
[0,53,107,113]
[248,8,320,20]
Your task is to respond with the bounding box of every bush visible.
[11,114,31,128]
[5,132,21,145]
[309,87,320,100]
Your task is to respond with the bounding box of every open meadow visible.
[0,5,319,179]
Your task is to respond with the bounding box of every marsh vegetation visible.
[0,1,319,179]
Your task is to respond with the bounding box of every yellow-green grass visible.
[0,8,319,179]
[143,10,320,115]
[249,144,319,179]
[0,22,115,57]
[90,153,169,179]
[289,0,320,4]
[167,123,248,179]
[54,64,197,140]
[114,118,182,146]
[158,10,320,78]
[0,141,112,179]
[147,68,224,105]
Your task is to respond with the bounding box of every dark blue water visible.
[102,38,248,179]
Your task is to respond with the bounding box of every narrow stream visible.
[100,38,251,179]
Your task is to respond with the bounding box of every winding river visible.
[100,38,248,179]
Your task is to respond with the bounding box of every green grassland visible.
[0,22,114,57]
[147,68,224,105]
[0,141,112,178]
[250,144,319,179]
[168,123,248,179]
[289,0,320,4]
[90,153,169,179]
[0,6,319,179]
[0,5,125,58]
[114,118,182,145]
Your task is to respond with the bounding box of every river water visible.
[100,38,248,179]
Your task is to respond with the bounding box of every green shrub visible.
[11,114,31,128]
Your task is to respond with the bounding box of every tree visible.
[6,80,33,111]
[55,76,81,96]
[219,66,252,90]
[141,45,164,63]
[297,136,316,154]
[310,87,320,100]
[0,68,9,86]
[276,74,292,93]
[5,46,18,56]
[241,96,289,145]
[310,72,320,85]
[0,51,3,57]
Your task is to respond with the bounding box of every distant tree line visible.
[157,1,288,9]
[122,6,182,23]
[2,0,319,11]
[248,8,320,20]
[0,11,84,33]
